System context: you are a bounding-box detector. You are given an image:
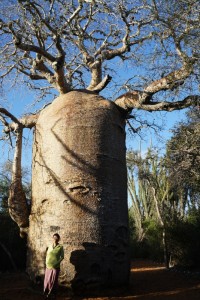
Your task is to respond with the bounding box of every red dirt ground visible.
[0,260,200,300]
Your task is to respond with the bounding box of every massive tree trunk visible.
[26,91,130,290]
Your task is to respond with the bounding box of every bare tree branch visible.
[139,96,200,112]
[138,60,195,104]
[8,22,56,62]
[0,106,38,133]
[115,94,199,113]
[88,74,112,93]
[0,107,20,125]
[0,0,199,98]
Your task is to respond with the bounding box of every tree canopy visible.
[0,0,199,118]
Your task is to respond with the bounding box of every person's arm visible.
[44,247,48,266]
[59,246,64,263]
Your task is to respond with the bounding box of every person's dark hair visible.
[53,233,60,240]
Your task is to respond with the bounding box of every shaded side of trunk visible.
[0,241,17,271]
[27,91,130,290]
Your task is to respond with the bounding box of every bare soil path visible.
[0,260,200,300]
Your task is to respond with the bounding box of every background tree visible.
[166,107,200,212]
[127,148,173,267]
[0,161,30,271]
[0,0,199,290]
[165,107,200,267]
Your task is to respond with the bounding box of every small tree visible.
[127,148,173,266]
[0,0,199,289]
[166,107,200,212]
[164,107,200,266]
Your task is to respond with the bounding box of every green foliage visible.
[129,209,150,259]
[129,208,164,261]
[166,107,200,208]
[167,209,200,267]
[143,219,164,261]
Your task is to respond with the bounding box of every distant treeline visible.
[128,108,200,269]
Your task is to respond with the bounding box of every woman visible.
[44,233,64,299]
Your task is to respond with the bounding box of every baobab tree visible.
[0,0,199,290]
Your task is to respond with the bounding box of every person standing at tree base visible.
[43,233,64,299]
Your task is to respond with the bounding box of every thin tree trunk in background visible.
[162,228,170,269]
[152,186,170,269]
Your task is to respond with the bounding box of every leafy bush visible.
[167,209,200,268]
[129,212,164,261]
